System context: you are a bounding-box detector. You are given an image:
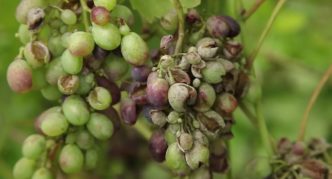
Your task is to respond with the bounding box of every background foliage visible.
[0,0,332,178]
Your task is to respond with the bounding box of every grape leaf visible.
[180,0,201,8]
[129,0,173,23]
[129,0,201,23]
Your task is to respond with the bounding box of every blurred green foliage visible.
[0,0,332,178]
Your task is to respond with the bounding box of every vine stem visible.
[242,0,267,21]
[297,64,332,141]
[245,0,287,70]
[239,102,258,127]
[134,118,153,140]
[256,100,274,156]
[226,141,232,179]
[80,0,91,31]
[171,0,185,54]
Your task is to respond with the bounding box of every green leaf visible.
[180,0,201,8]
[129,0,173,23]
[129,0,201,23]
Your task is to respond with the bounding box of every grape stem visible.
[79,0,91,31]
[235,0,275,156]
[239,101,258,127]
[242,0,267,21]
[297,64,332,141]
[245,0,287,71]
[134,118,153,140]
[171,0,185,54]
[255,100,275,156]
[226,141,232,179]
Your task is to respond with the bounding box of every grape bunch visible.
[121,9,249,177]
[267,138,332,179]
[8,0,149,178]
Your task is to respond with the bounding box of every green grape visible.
[184,142,209,169]
[164,124,180,144]
[35,107,61,134]
[91,23,121,50]
[46,139,56,149]
[13,157,36,179]
[22,134,46,159]
[65,132,78,144]
[91,6,110,26]
[93,0,117,11]
[17,24,31,44]
[77,73,95,95]
[87,113,114,140]
[59,144,84,174]
[41,85,62,101]
[24,41,51,68]
[32,168,53,179]
[60,50,83,75]
[121,32,149,66]
[87,87,112,110]
[37,24,52,43]
[32,67,48,90]
[110,5,134,26]
[160,9,178,33]
[119,23,131,36]
[62,95,90,126]
[201,61,226,84]
[103,55,129,81]
[48,36,65,57]
[57,74,80,95]
[49,19,63,29]
[45,57,67,85]
[85,148,98,170]
[61,32,72,48]
[165,143,189,175]
[61,9,77,25]
[15,0,47,24]
[59,25,68,35]
[76,130,95,150]
[68,31,95,57]
[41,110,69,137]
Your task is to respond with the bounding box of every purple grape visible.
[131,87,148,105]
[206,15,240,38]
[85,46,110,70]
[186,9,200,24]
[101,106,121,132]
[120,98,137,125]
[7,59,33,93]
[209,153,229,173]
[131,65,151,82]
[146,72,169,107]
[149,130,168,162]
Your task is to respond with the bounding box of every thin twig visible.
[242,0,267,21]
[226,141,232,179]
[171,0,185,54]
[239,102,258,127]
[245,0,287,70]
[297,64,332,141]
[256,100,275,156]
[80,0,91,31]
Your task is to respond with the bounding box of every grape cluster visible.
[121,9,249,176]
[267,138,332,179]
[8,0,148,178]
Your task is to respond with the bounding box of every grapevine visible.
[5,0,332,178]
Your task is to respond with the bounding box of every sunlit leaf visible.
[180,0,201,8]
[129,0,173,22]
